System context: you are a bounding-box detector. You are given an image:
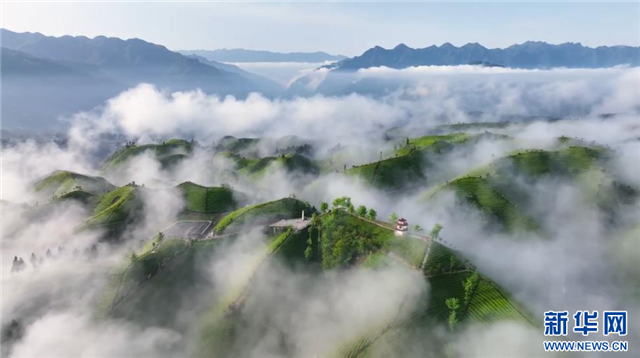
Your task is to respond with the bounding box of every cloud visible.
[452,322,556,358]
[10,313,181,358]
[1,65,639,357]
[205,230,428,357]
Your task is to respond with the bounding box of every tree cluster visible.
[319,209,384,269]
[274,143,313,156]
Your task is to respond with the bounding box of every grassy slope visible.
[104,238,222,326]
[98,201,531,357]
[424,146,608,233]
[99,234,193,316]
[102,139,193,172]
[80,185,144,236]
[346,142,451,191]
[198,229,303,357]
[34,170,115,198]
[215,136,260,153]
[325,215,532,358]
[176,181,241,216]
[103,195,313,335]
[345,133,472,191]
[394,133,468,156]
[337,146,622,356]
[446,176,538,233]
[214,197,311,233]
[220,151,320,179]
[215,135,310,158]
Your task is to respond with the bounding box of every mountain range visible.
[3,28,640,131]
[179,48,346,63]
[330,42,640,70]
[1,29,281,130]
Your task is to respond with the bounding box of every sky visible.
[2,1,639,56]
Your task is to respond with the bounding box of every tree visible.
[356,205,367,217]
[320,202,329,213]
[413,224,423,232]
[430,223,443,240]
[449,255,457,273]
[332,196,352,210]
[406,137,410,145]
[367,208,377,221]
[389,212,398,223]
[304,237,314,261]
[347,204,355,214]
[463,272,479,306]
[445,297,460,330]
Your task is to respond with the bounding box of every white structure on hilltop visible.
[269,211,310,234]
[395,218,408,236]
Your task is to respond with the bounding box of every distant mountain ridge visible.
[331,41,640,70]
[180,48,346,63]
[0,29,281,130]
[0,29,249,91]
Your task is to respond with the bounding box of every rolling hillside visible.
[176,181,246,220]
[101,212,311,349]
[344,133,475,191]
[194,208,534,357]
[33,170,116,200]
[219,151,320,179]
[214,135,313,158]
[80,184,145,238]
[346,141,454,191]
[424,145,636,234]
[102,139,194,173]
[86,132,638,357]
[100,234,214,325]
[214,197,311,233]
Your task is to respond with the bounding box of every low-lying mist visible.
[1,65,639,357]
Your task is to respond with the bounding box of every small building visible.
[269,211,310,233]
[395,218,408,236]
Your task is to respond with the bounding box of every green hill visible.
[215,136,261,154]
[346,141,453,191]
[102,139,194,172]
[435,176,539,233]
[196,209,533,357]
[339,273,533,358]
[214,197,311,233]
[218,151,320,179]
[100,233,218,325]
[393,133,468,156]
[197,228,310,357]
[344,132,510,191]
[215,135,312,158]
[33,170,115,199]
[80,185,144,238]
[423,146,621,234]
[326,222,532,358]
[102,217,311,350]
[494,146,603,177]
[95,200,535,357]
[176,181,246,220]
